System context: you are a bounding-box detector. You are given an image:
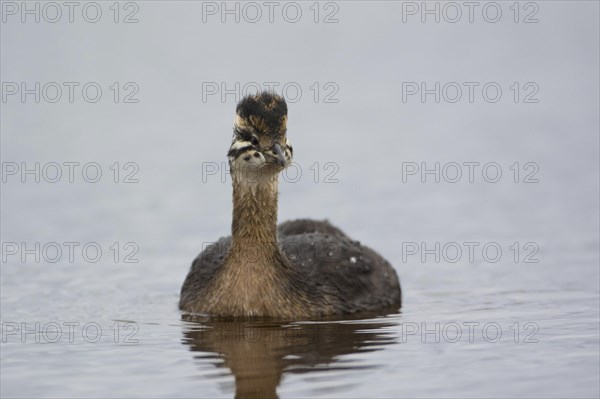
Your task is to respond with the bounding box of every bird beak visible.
[272,143,287,167]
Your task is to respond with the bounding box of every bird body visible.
[179,92,401,318]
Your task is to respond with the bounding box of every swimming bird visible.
[179,92,401,318]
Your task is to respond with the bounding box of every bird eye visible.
[251,137,259,146]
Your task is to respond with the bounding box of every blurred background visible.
[1,1,599,398]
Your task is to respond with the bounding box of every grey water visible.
[1,2,599,398]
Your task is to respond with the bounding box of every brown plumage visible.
[179,92,401,318]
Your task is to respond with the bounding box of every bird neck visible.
[230,169,280,254]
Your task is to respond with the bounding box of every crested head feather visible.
[235,92,288,139]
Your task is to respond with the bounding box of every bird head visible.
[228,92,293,178]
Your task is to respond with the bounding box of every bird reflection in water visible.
[181,311,399,399]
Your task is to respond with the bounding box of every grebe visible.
[179,92,401,318]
